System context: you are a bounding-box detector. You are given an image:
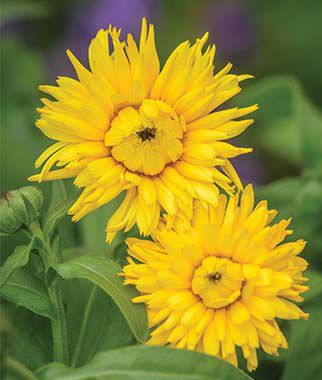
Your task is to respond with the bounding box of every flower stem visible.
[28,221,69,365]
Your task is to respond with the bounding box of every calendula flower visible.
[122,185,309,371]
[29,18,257,241]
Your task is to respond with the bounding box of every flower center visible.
[136,127,157,141]
[192,257,245,309]
[104,99,184,176]
[207,271,222,283]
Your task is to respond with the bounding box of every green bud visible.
[0,186,43,235]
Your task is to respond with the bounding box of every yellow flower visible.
[29,18,257,241]
[122,185,309,371]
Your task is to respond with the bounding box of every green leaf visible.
[256,175,322,269]
[42,191,79,238]
[281,301,322,380]
[299,99,322,170]
[56,255,148,343]
[48,180,67,213]
[37,346,253,380]
[0,269,56,319]
[237,76,303,166]
[19,186,44,219]
[61,247,133,367]
[79,194,125,254]
[237,75,322,170]
[0,240,34,287]
[3,356,39,380]
[256,177,301,211]
[6,304,52,371]
[65,282,133,367]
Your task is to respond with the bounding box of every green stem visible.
[5,356,38,380]
[28,221,69,365]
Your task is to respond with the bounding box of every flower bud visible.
[0,186,43,235]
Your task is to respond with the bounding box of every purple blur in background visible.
[203,0,260,184]
[204,0,255,62]
[48,0,157,78]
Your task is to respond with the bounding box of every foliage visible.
[37,346,253,380]
[1,2,322,379]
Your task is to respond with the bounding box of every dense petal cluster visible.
[122,185,309,371]
[29,18,256,241]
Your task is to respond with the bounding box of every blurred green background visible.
[1,1,322,379]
